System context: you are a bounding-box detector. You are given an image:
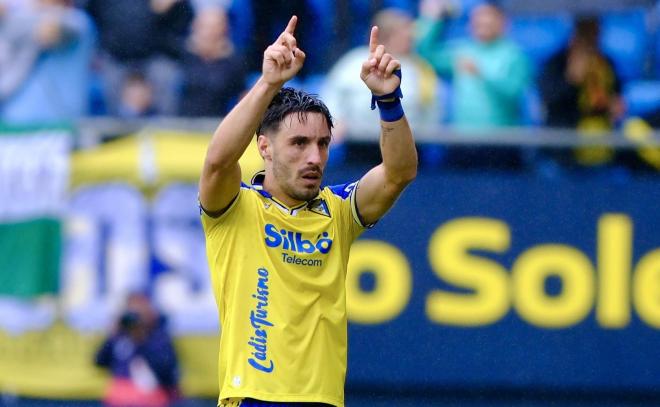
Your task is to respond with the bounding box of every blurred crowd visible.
[1,0,660,142]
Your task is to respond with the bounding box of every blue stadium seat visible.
[623,80,660,117]
[599,8,649,82]
[508,14,573,73]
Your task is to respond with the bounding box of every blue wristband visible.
[376,98,404,122]
[370,70,404,121]
[370,69,403,110]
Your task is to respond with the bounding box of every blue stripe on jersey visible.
[327,181,358,200]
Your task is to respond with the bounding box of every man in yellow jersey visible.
[199,15,417,407]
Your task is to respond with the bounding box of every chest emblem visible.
[307,198,330,217]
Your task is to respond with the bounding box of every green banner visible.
[0,130,69,298]
[0,219,61,297]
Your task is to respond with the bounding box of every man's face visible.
[470,5,504,43]
[260,112,331,204]
[383,19,414,56]
[193,8,228,46]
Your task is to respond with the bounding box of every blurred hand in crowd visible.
[458,57,479,76]
[150,0,179,14]
[35,18,63,47]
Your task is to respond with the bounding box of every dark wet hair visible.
[257,87,333,137]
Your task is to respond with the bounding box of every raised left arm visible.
[355,26,418,226]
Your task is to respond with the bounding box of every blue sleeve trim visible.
[349,182,375,229]
[328,181,358,200]
[329,181,375,229]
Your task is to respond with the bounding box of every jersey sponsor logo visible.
[264,223,333,254]
[281,253,323,267]
[247,267,274,373]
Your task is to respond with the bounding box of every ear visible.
[257,134,271,160]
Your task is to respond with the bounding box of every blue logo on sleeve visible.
[264,223,333,254]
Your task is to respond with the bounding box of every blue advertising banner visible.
[3,130,660,399]
[332,167,660,393]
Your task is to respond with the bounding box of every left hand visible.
[360,26,401,96]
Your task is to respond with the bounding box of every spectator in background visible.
[179,6,245,117]
[416,0,530,129]
[538,16,625,167]
[82,0,194,115]
[322,8,442,143]
[95,293,179,407]
[0,0,94,124]
[331,0,416,64]
[118,72,157,119]
[0,1,38,104]
[539,16,624,129]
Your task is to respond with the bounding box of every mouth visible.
[300,170,322,185]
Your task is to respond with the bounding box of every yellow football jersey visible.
[201,172,368,407]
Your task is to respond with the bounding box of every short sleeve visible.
[327,181,372,241]
[198,188,242,235]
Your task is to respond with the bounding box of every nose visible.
[306,144,323,167]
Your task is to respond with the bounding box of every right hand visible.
[360,26,401,96]
[262,16,306,85]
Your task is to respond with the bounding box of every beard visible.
[272,159,322,203]
[286,184,319,202]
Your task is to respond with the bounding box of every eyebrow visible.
[289,134,332,141]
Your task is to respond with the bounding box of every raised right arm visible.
[199,16,305,214]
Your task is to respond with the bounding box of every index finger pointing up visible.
[369,26,379,53]
[285,15,298,35]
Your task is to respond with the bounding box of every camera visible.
[119,311,142,331]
